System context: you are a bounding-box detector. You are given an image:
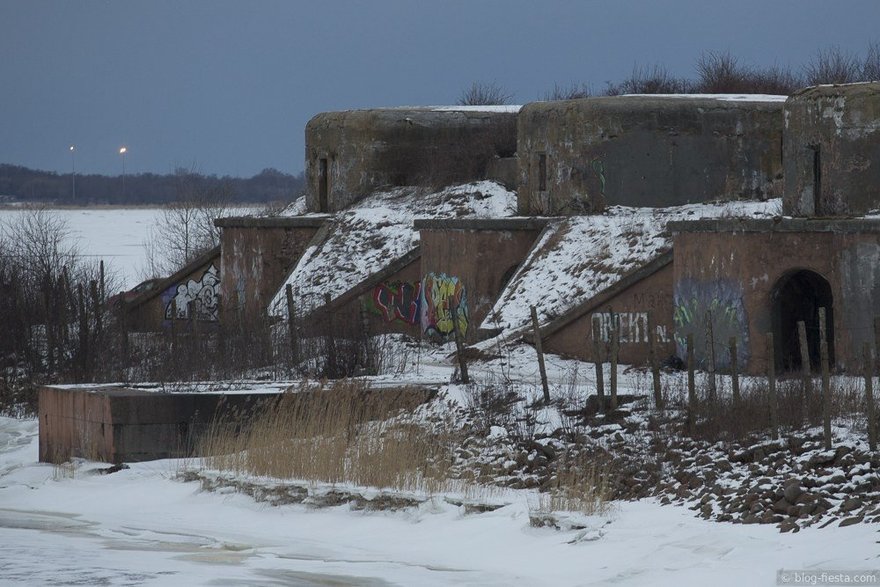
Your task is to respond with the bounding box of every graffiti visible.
[673,278,749,368]
[420,273,468,339]
[591,312,668,344]
[164,264,220,322]
[371,280,422,325]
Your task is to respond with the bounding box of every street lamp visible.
[119,146,127,199]
[69,145,76,201]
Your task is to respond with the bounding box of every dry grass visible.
[198,380,457,494]
[534,451,613,516]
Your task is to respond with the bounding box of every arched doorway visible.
[771,270,834,372]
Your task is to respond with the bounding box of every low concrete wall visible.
[39,383,436,464]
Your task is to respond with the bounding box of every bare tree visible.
[605,64,693,95]
[803,46,862,85]
[143,167,232,277]
[543,82,592,101]
[456,81,513,106]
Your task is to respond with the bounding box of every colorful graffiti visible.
[371,280,422,325]
[420,273,468,339]
[673,278,749,368]
[591,311,668,344]
[164,264,220,322]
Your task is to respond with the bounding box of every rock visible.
[840,497,864,513]
[779,518,799,533]
[839,515,864,528]
[783,480,804,503]
[772,498,790,515]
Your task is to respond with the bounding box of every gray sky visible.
[2,0,878,177]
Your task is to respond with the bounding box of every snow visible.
[482,199,782,333]
[268,181,517,318]
[623,93,789,102]
[1,412,878,586]
[0,206,261,290]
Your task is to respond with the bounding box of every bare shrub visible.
[605,64,693,95]
[530,448,613,517]
[456,81,513,106]
[543,82,592,101]
[803,45,862,85]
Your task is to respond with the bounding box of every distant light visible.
[69,145,75,152]
[119,146,127,154]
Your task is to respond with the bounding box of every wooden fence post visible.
[530,305,550,403]
[767,332,778,440]
[285,284,299,364]
[729,336,740,406]
[705,310,717,401]
[819,307,832,450]
[610,313,619,410]
[798,320,811,424]
[647,313,663,409]
[451,303,469,384]
[687,333,696,435]
[592,320,605,413]
[863,342,876,452]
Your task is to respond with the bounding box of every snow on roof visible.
[268,181,516,317]
[481,199,781,333]
[623,93,788,102]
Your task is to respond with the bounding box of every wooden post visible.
[530,305,550,403]
[451,303,469,384]
[863,342,876,452]
[170,298,178,355]
[687,333,696,434]
[729,336,740,406]
[90,279,102,336]
[285,284,299,364]
[767,332,778,440]
[647,313,663,409]
[610,313,619,410]
[324,292,337,378]
[819,307,832,450]
[99,259,105,303]
[798,320,811,423]
[77,283,88,381]
[592,321,605,413]
[705,310,717,402]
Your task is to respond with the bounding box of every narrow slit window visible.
[318,158,329,212]
[538,154,547,192]
[812,146,821,215]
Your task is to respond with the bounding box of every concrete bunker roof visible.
[790,81,880,100]
[520,94,786,116]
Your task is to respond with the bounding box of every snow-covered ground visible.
[2,409,878,586]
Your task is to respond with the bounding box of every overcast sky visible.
[2,1,878,178]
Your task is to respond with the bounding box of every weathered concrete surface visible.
[416,218,548,342]
[539,253,675,365]
[671,218,880,374]
[517,96,784,215]
[124,246,221,331]
[305,108,518,212]
[216,216,325,320]
[784,82,880,216]
[39,384,436,464]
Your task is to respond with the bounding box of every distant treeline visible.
[0,164,305,205]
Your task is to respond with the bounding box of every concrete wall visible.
[671,218,880,374]
[542,258,675,364]
[39,384,436,464]
[125,248,221,331]
[216,217,325,320]
[416,218,548,342]
[784,82,880,217]
[305,108,518,212]
[517,96,784,215]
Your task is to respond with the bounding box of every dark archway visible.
[771,270,834,372]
